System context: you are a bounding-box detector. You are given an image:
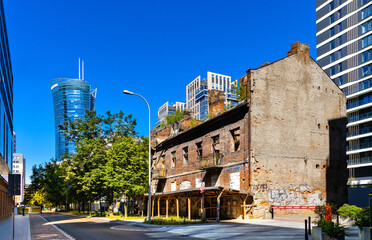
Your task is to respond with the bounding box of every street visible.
[40,213,202,240]
[35,213,324,240]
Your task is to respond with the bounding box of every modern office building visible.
[12,153,25,205]
[186,72,238,120]
[50,64,97,160]
[12,132,16,153]
[0,0,13,178]
[316,0,372,206]
[155,101,185,127]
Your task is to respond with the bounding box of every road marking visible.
[39,215,75,240]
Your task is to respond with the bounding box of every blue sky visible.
[4,0,317,183]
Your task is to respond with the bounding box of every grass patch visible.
[66,210,89,215]
[104,216,146,220]
[144,216,207,225]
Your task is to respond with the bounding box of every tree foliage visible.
[28,110,148,215]
[159,110,184,128]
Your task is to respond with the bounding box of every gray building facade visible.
[316,0,372,207]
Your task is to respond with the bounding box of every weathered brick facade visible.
[147,42,347,220]
[0,176,12,222]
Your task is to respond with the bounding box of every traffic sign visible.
[200,182,205,193]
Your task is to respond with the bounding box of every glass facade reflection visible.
[0,0,13,173]
[50,78,96,160]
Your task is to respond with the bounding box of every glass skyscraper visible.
[50,78,96,160]
[186,72,238,120]
[316,0,372,206]
[0,0,13,175]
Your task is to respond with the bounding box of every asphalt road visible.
[42,213,201,240]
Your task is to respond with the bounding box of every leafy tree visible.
[237,79,247,102]
[62,110,147,215]
[159,110,184,127]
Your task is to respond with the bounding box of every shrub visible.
[315,220,346,238]
[338,204,370,230]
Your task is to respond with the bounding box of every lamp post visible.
[123,90,152,224]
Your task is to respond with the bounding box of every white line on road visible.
[39,215,75,240]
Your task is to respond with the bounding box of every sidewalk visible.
[29,214,68,240]
[0,214,31,240]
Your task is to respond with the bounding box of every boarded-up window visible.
[195,177,202,188]
[171,181,177,192]
[230,172,240,190]
[180,180,191,190]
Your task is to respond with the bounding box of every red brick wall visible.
[151,104,250,193]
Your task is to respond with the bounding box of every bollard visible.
[305,219,308,240]
[308,216,311,235]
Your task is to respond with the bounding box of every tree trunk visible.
[108,189,114,216]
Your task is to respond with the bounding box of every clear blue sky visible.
[4,0,317,183]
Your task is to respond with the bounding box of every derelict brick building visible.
[147,42,347,219]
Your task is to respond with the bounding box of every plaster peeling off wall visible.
[267,185,323,206]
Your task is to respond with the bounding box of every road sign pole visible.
[202,192,205,218]
[200,182,205,219]
[369,192,371,239]
[12,177,15,240]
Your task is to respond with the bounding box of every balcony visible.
[199,153,223,169]
[348,156,372,167]
[152,169,167,179]
[348,110,372,123]
[347,126,372,138]
[347,141,372,152]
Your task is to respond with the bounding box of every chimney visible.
[208,89,225,117]
[287,42,310,57]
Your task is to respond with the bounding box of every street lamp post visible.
[123,90,152,224]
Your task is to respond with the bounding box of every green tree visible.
[62,110,147,215]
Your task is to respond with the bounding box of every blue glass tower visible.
[50,78,96,160]
[0,0,13,174]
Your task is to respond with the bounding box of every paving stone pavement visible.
[29,214,70,240]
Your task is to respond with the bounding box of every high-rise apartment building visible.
[155,101,185,127]
[50,65,97,160]
[186,72,238,120]
[316,0,372,206]
[12,153,25,205]
[0,0,13,177]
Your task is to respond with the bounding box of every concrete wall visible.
[246,43,347,217]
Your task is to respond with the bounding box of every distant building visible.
[0,0,14,222]
[186,72,238,120]
[316,0,372,207]
[50,61,97,160]
[12,153,25,205]
[143,42,347,220]
[155,101,185,127]
[0,0,13,178]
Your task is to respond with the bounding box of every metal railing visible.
[347,126,372,137]
[347,141,372,151]
[348,156,372,166]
